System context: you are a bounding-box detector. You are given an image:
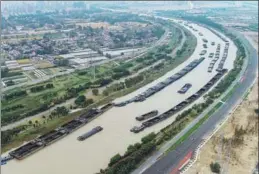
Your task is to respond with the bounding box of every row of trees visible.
[30,83,54,93]
[102,82,125,96]
[74,95,94,107]
[2,104,24,113]
[5,80,15,86]
[50,106,69,117]
[1,125,27,146]
[125,75,144,88]
[99,133,156,174]
[1,68,23,78]
[4,90,27,100]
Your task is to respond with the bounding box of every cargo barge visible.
[136,110,159,121]
[37,129,67,146]
[114,58,205,107]
[99,103,113,112]
[9,107,109,160]
[216,42,229,71]
[77,126,103,141]
[9,140,44,160]
[208,53,214,58]
[202,38,208,43]
[178,83,192,94]
[199,50,207,55]
[208,44,221,72]
[130,69,227,133]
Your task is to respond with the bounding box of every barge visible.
[9,140,44,160]
[99,103,113,112]
[131,69,228,133]
[114,58,205,107]
[202,38,208,43]
[178,83,192,94]
[9,107,109,160]
[77,126,103,141]
[216,43,229,71]
[130,125,145,133]
[199,50,207,55]
[136,110,159,121]
[209,53,214,58]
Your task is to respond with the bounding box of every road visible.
[137,25,258,174]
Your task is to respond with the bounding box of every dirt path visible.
[188,79,258,174]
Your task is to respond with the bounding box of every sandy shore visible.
[2,19,237,174]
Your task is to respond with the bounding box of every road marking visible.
[219,100,225,104]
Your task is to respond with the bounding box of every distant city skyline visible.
[1,1,257,17]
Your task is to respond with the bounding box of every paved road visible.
[140,26,258,174]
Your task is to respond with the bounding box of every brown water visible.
[2,19,237,174]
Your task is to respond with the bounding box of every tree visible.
[46,83,54,88]
[103,90,109,96]
[56,106,69,116]
[28,120,32,125]
[85,99,94,106]
[109,153,122,167]
[210,162,221,173]
[5,80,15,86]
[75,95,86,106]
[92,89,99,96]
[35,120,39,126]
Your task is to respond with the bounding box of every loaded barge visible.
[131,69,228,133]
[178,83,192,94]
[114,57,205,107]
[77,126,103,141]
[9,103,113,160]
[136,110,158,121]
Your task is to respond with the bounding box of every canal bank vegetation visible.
[98,17,247,174]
